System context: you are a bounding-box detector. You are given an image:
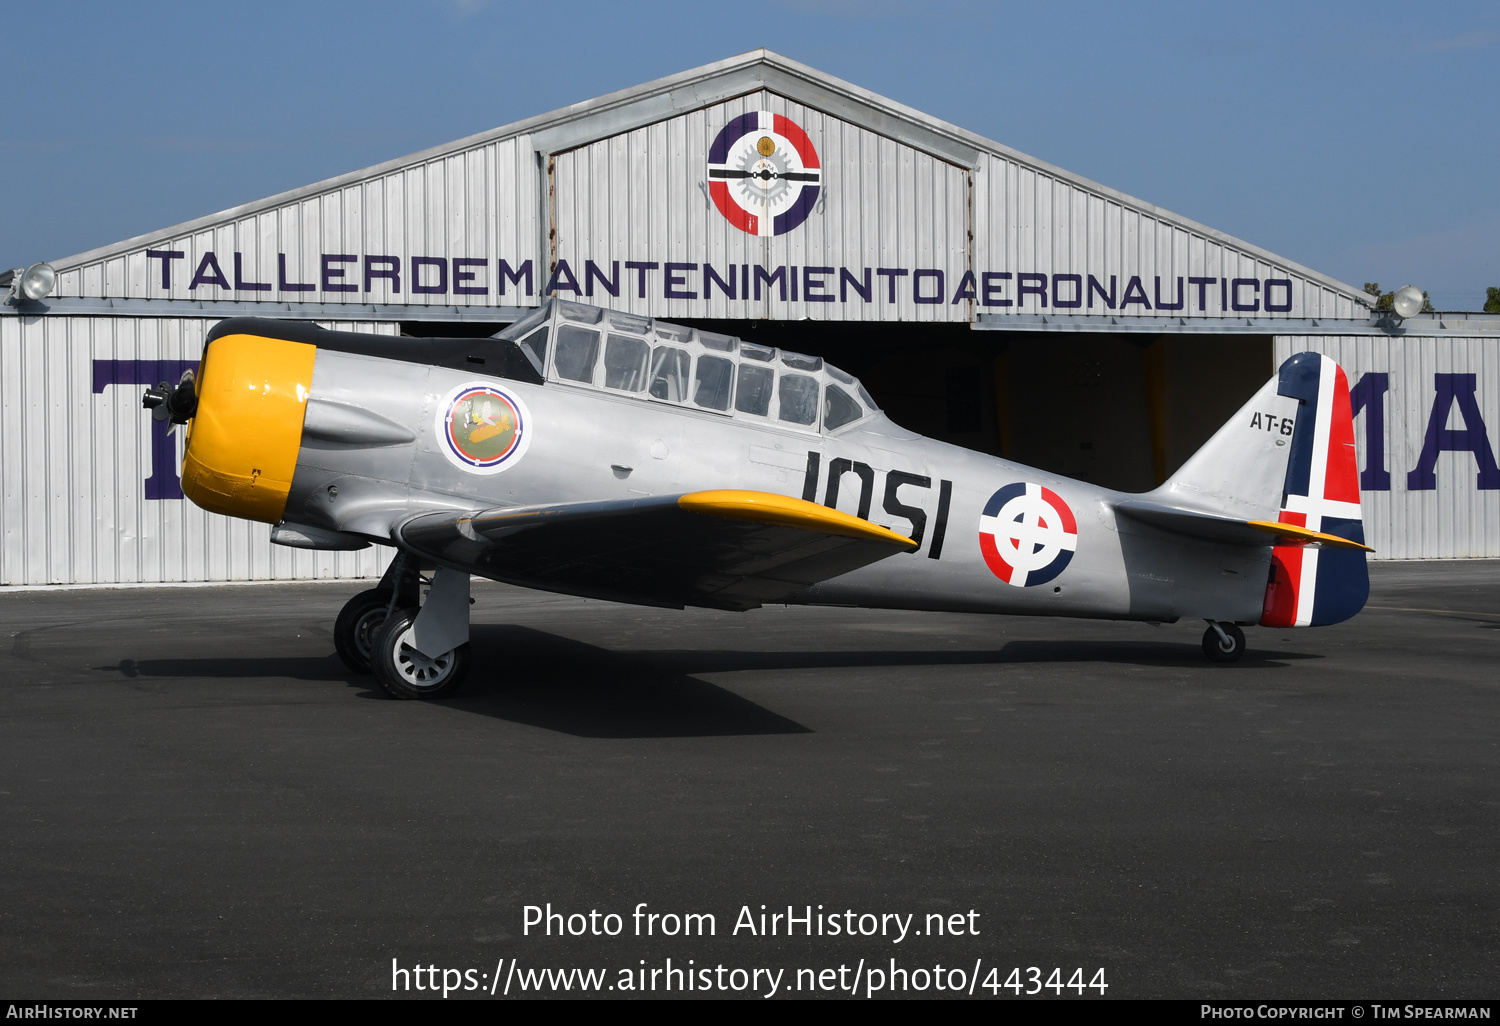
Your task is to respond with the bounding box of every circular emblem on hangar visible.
[707,110,822,237]
[978,483,1079,587]
[436,383,531,475]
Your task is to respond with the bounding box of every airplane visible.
[141,298,1371,699]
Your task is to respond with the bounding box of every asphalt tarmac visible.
[1,560,1497,1000]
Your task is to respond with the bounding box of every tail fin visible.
[1151,366,1302,524]
[1259,352,1368,627]
[1147,351,1368,627]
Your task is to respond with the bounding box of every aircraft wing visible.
[394,489,919,611]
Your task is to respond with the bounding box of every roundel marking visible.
[978,483,1079,587]
[707,110,821,237]
[436,383,531,475]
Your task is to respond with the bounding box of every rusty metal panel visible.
[1276,335,1500,559]
[0,315,397,585]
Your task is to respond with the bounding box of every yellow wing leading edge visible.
[679,490,918,550]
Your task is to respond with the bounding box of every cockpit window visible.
[823,384,863,430]
[610,310,652,334]
[495,303,550,342]
[554,325,600,383]
[778,374,819,426]
[557,300,604,324]
[697,330,737,353]
[517,327,548,376]
[735,363,774,417]
[649,346,690,402]
[782,351,823,372]
[537,302,881,434]
[603,334,649,392]
[694,355,733,411]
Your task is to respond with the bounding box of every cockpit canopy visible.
[497,300,880,434]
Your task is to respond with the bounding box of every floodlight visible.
[1391,285,1424,320]
[20,262,55,301]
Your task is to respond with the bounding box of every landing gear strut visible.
[1202,621,1246,663]
[368,563,472,700]
[333,552,420,674]
[370,607,470,699]
[334,555,473,698]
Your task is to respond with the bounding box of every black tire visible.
[370,608,469,700]
[334,589,393,673]
[1202,622,1246,663]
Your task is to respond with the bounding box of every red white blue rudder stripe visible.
[1261,352,1369,627]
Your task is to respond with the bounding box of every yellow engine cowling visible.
[181,333,316,524]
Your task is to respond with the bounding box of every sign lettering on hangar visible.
[141,106,1299,313]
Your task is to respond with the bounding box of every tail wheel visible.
[371,608,469,700]
[333,589,394,673]
[1202,621,1246,663]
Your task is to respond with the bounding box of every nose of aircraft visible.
[170,331,316,523]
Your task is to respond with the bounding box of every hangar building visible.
[2,51,1497,585]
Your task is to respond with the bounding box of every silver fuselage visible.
[285,345,1268,625]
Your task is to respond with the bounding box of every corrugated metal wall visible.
[47,83,1370,324]
[973,163,1366,321]
[52,137,538,310]
[552,90,970,323]
[1277,335,1500,559]
[551,92,1366,322]
[0,315,396,585]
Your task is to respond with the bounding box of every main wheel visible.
[1202,622,1246,663]
[370,608,469,700]
[334,589,393,673]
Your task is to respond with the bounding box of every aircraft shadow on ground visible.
[96,625,1316,738]
[97,630,811,738]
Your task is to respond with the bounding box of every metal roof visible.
[48,50,1373,309]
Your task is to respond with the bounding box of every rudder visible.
[1260,352,1369,627]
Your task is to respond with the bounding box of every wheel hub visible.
[353,608,387,660]
[393,627,454,686]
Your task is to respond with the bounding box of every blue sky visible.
[3,0,1496,307]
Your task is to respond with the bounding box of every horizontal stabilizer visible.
[395,490,916,611]
[1115,500,1372,552]
[1244,519,1372,551]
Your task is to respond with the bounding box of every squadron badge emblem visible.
[978,483,1078,587]
[707,110,822,237]
[436,383,531,475]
